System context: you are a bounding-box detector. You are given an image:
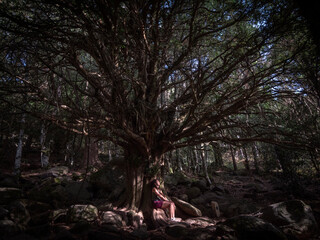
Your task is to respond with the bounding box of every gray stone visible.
[220,201,259,218]
[172,197,202,217]
[9,200,31,226]
[191,191,221,206]
[261,200,319,239]
[165,223,189,238]
[89,164,124,194]
[179,194,188,202]
[223,215,287,240]
[69,205,98,222]
[184,216,215,227]
[185,187,201,200]
[64,181,92,201]
[191,179,207,191]
[0,187,22,204]
[100,211,124,227]
[131,227,149,239]
[0,206,9,220]
[0,219,20,235]
[48,166,69,177]
[127,210,144,228]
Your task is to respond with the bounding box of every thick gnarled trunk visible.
[121,147,164,226]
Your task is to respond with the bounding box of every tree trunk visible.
[230,145,238,172]
[251,143,260,174]
[120,147,166,228]
[40,122,50,168]
[211,142,223,168]
[14,114,25,175]
[274,146,295,178]
[241,146,251,173]
[176,149,182,171]
[82,137,101,168]
[194,147,200,174]
[200,143,212,185]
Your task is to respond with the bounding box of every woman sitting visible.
[151,179,177,221]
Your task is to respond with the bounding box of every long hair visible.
[151,179,158,188]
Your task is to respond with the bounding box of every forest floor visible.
[1,164,320,240]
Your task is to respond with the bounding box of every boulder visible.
[51,209,68,223]
[130,227,149,239]
[261,200,319,239]
[152,208,168,227]
[48,166,69,177]
[191,191,221,206]
[9,200,31,227]
[0,206,9,220]
[100,211,124,227]
[191,179,208,192]
[219,200,258,218]
[27,179,67,205]
[0,219,20,236]
[184,216,215,227]
[68,205,98,222]
[89,164,124,194]
[186,227,217,240]
[127,210,144,228]
[172,197,202,217]
[0,187,22,204]
[179,194,189,202]
[64,181,92,201]
[185,187,201,200]
[165,223,190,238]
[223,215,287,240]
[0,174,19,188]
[211,201,221,217]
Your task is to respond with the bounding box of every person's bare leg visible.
[161,201,176,219]
[170,202,175,218]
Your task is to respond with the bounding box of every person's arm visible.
[153,188,168,201]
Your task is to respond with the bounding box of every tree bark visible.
[211,142,223,168]
[40,122,50,168]
[251,143,260,174]
[200,143,212,185]
[241,146,251,173]
[82,137,101,168]
[14,114,25,175]
[230,145,238,172]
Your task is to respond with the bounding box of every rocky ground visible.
[0,164,319,240]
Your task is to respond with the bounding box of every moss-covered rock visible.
[68,205,98,222]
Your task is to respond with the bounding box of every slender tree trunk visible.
[251,143,260,174]
[211,142,223,168]
[200,143,212,185]
[274,146,295,178]
[230,145,238,172]
[176,149,182,171]
[14,114,25,175]
[194,147,200,174]
[40,122,50,168]
[83,137,100,168]
[241,146,251,173]
[108,141,113,162]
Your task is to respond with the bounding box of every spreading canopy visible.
[0,0,316,160]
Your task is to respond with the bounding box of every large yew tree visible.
[0,0,314,211]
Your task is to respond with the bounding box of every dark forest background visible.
[0,0,319,239]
